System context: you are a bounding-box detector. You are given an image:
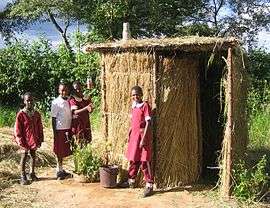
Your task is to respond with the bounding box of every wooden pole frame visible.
[221,47,234,198]
[101,54,108,140]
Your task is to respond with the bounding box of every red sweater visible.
[14,110,44,150]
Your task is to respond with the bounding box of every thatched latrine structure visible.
[85,36,248,197]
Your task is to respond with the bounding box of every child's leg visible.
[56,155,72,179]
[141,161,154,197]
[141,161,153,185]
[56,156,63,172]
[20,150,28,177]
[128,161,141,183]
[29,150,36,174]
[20,150,30,185]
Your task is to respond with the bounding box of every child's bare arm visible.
[73,103,94,114]
[139,120,150,148]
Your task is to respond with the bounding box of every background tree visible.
[9,0,76,55]
[0,3,29,42]
[196,0,270,49]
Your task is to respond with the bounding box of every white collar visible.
[132,101,144,109]
[58,96,69,101]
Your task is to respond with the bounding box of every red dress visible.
[14,110,44,150]
[69,96,92,143]
[126,102,152,162]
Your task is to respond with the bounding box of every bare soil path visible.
[0,127,256,208]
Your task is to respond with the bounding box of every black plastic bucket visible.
[99,165,119,188]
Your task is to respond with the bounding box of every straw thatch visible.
[86,36,239,53]
[155,56,202,187]
[101,52,155,166]
[87,36,248,195]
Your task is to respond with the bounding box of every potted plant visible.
[73,144,102,183]
[99,141,119,188]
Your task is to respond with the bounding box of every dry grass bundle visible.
[155,56,202,188]
[86,36,239,53]
[101,52,155,167]
[220,47,248,195]
[93,37,248,191]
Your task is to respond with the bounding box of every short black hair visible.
[59,80,68,87]
[72,80,81,86]
[131,85,143,96]
[19,92,33,109]
[23,92,33,99]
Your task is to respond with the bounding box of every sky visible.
[0,0,269,51]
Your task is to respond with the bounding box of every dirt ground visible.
[0,168,238,208]
[0,127,265,208]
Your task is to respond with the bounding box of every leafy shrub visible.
[0,38,100,109]
[248,87,270,149]
[73,144,102,182]
[248,109,270,149]
[0,106,16,127]
[233,155,269,201]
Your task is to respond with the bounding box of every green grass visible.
[91,109,101,131]
[248,108,270,149]
[0,106,17,127]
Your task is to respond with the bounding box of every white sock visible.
[56,164,63,172]
[146,182,153,188]
[128,178,135,184]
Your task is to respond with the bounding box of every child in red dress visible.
[14,92,44,185]
[124,86,154,197]
[51,83,72,180]
[69,81,93,148]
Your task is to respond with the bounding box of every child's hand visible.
[86,103,94,113]
[15,137,23,146]
[139,139,145,149]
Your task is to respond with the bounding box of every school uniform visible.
[69,96,92,143]
[14,109,44,150]
[51,96,72,158]
[126,101,153,183]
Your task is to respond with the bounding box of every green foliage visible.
[8,0,269,46]
[247,49,270,149]
[0,106,16,127]
[73,144,102,181]
[8,0,207,40]
[9,0,75,21]
[0,38,100,110]
[248,86,270,149]
[176,23,217,37]
[233,155,269,201]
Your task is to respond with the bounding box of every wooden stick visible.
[222,47,233,198]
[101,54,108,139]
[152,50,159,179]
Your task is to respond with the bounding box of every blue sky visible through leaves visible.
[0,0,269,50]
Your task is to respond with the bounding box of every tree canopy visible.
[2,0,269,49]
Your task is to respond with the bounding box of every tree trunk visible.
[47,11,74,59]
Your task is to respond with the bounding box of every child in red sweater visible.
[14,92,44,185]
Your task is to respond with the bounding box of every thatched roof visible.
[85,36,240,53]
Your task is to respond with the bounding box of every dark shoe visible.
[143,186,153,198]
[62,170,73,178]
[20,175,30,185]
[29,173,39,181]
[56,171,65,180]
[118,181,135,188]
